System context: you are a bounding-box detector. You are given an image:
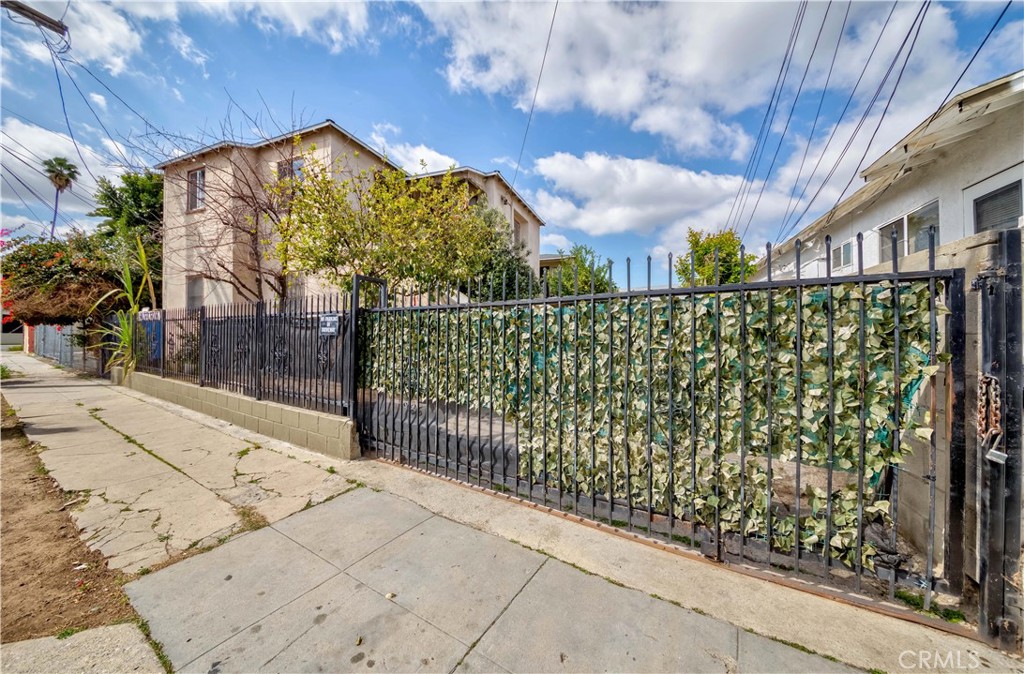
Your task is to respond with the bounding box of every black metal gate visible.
[357,229,969,614]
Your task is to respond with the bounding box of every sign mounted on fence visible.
[319,313,340,336]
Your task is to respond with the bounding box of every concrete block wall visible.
[125,372,360,461]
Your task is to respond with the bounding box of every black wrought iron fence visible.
[358,230,966,609]
[134,294,353,415]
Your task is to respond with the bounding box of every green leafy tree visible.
[674,228,757,287]
[543,244,617,295]
[270,148,499,290]
[91,171,163,240]
[466,205,539,300]
[90,171,163,307]
[42,157,80,239]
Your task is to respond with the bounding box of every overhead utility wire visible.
[732,1,809,234]
[782,0,931,238]
[52,52,140,170]
[772,0,900,243]
[1,173,48,227]
[45,32,99,185]
[778,0,852,237]
[863,0,1014,212]
[724,1,807,232]
[1,161,81,229]
[0,142,96,208]
[739,0,835,243]
[62,55,192,162]
[512,0,559,189]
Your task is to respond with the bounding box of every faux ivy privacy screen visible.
[362,281,944,571]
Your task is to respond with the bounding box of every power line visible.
[779,0,853,239]
[782,0,931,239]
[739,1,835,242]
[1,161,81,229]
[1,172,47,226]
[854,0,1014,216]
[724,1,807,232]
[45,35,99,184]
[0,141,96,207]
[52,52,140,170]
[772,0,902,243]
[512,0,559,189]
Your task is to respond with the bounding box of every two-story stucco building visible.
[758,71,1023,280]
[157,120,545,309]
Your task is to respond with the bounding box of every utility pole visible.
[0,1,67,37]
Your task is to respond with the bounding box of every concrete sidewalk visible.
[125,487,853,673]
[5,352,1023,673]
[1,353,351,572]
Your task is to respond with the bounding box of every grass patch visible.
[137,567,152,576]
[237,447,251,459]
[56,626,85,639]
[8,345,23,351]
[133,617,173,674]
[234,505,269,532]
[0,364,11,380]
[894,588,966,623]
[326,466,336,474]
[34,464,50,476]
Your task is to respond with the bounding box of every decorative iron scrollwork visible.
[317,336,332,375]
[271,333,290,375]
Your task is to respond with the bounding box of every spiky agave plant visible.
[90,236,155,373]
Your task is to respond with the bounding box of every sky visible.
[1,0,1022,286]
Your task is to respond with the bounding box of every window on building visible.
[277,158,305,182]
[831,239,853,270]
[186,168,205,211]
[879,201,939,263]
[975,181,1022,233]
[186,276,204,309]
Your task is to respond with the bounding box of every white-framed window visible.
[830,239,853,271]
[879,200,939,264]
[974,180,1022,233]
[277,158,304,182]
[186,276,204,309]
[186,168,205,211]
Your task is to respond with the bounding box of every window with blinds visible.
[975,181,1022,233]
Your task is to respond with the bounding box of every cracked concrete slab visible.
[2,353,363,573]
[125,527,339,668]
[346,514,547,645]
[0,623,162,674]
[179,572,468,674]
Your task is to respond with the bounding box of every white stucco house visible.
[759,71,1023,280]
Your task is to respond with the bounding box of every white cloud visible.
[88,93,108,111]
[168,25,210,78]
[533,152,744,237]
[420,2,1023,162]
[196,1,370,54]
[540,232,572,252]
[370,123,458,174]
[531,150,798,261]
[0,118,123,219]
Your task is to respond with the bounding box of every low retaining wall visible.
[125,372,360,461]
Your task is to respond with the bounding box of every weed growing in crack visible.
[56,627,85,639]
[234,505,269,532]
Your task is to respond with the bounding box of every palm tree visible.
[42,157,80,239]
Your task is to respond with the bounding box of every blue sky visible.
[2,0,1022,286]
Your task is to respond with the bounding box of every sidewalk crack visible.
[447,556,548,674]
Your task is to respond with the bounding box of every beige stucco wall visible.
[479,174,542,272]
[760,103,1023,281]
[161,129,545,307]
